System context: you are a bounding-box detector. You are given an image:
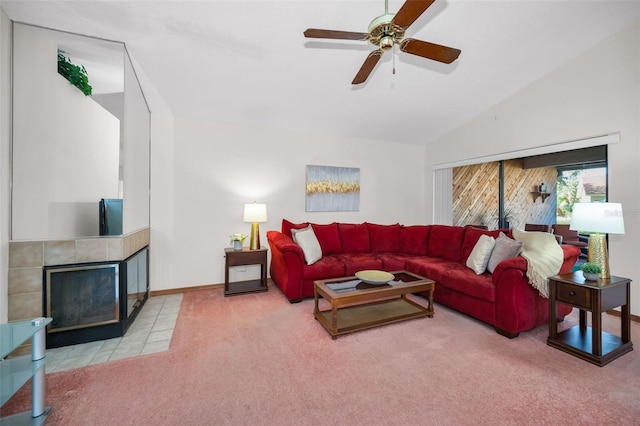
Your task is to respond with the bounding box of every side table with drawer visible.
[224,247,268,296]
[547,272,633,366]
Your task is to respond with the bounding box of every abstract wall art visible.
[305,165,360,212]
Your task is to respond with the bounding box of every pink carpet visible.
[3,284,640,425]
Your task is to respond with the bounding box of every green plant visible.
[580,263,601,274]
[57,50,92,96]
[229,233,247,244]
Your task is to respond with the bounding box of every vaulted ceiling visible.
[3,1,639,145]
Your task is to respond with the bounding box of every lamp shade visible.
[570,202,625,234]
[243,203,267,223]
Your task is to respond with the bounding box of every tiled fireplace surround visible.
[7,228,150,330]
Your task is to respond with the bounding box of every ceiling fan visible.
[303,0,461,85]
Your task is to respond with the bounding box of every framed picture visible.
[306,165,360,212]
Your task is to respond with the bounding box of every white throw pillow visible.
[292,225,322,265]
[466,234,496,274]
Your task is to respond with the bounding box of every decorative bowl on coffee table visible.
[355,270,394,285]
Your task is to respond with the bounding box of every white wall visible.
[149,111,176,293]
[12,24,120,240]
[0,9,11,323]
[123,52,150,234]
[427,20,640,314]
[149,116,426,291]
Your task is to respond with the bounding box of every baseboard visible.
[606,309,640,323]
[150,279,273,297]
[150,283,222,297]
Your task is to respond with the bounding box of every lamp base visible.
[587,232,610,279]
[249,222,260,250]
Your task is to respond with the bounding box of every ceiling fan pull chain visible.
[393,45,396,75]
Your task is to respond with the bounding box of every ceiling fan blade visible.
[352,50,383,85]
[392,0,436,29]
[399,38,461,64]
[303,28,368,40]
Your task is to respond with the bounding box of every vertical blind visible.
[433,168,453,225]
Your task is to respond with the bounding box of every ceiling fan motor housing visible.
[367,13,405,49]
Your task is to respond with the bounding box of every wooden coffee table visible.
[314,270,434,339]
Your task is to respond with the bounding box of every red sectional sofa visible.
[266,220,582,338]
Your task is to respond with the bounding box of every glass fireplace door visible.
[45,262,120,333]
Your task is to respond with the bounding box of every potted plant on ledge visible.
[580,263,601,281]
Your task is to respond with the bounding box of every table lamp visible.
[243,202,267,250]
[570,202,625,279]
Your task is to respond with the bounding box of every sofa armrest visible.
[559,244,581,273]
[267,230,304,258]
[491,245,579,336]
[491,244,580,283]
[266,230,305,302]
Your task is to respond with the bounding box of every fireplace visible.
[43,247,149,348]
[46,262,120,332]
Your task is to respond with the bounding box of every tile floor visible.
[45,293,183,373]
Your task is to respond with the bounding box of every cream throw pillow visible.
[466,234,496,274]
[292,225,322,265]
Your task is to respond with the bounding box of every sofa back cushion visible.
[282,219,309,239]
[428,225,466,261]
[338,223,370,253]
[461,227,510,262]
[367,223,401,253]
[311,223,342,254]
[399,225,431,255]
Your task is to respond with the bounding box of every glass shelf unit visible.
[1,318,52,425]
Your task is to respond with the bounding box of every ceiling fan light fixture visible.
[380,35,394,50]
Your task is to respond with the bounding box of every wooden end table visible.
[224,246,268,296]
[547,272,633,366]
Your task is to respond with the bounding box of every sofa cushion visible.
[375,253,411,271]
[399,225,430,255]
[282,219,309,239]
[444,268,496,302]
[311,223,342,254]
[407,257,466,284]
[291,225,322,265]
[338,223,370,253]
[428,225,466,262]
[340,253,384,276]
[367,223,401,253]
[487,232,523,273]
[465,234,496,274]
[300,254,345,280]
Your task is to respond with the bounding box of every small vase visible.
[583,272,599,281]
[233,240,243,251]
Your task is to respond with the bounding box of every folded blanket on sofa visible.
[512,228,563,298]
